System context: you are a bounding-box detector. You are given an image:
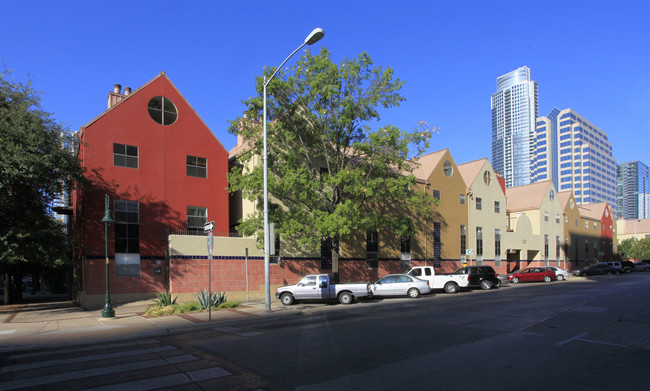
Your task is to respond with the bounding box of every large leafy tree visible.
[628,238,650,261]
[228,48,435,274]
[0,68,84,304]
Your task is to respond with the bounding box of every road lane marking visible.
[557,332,588,346]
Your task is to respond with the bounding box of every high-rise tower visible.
[533,108,617,216]
[617,160,650,219]
[491,66,538,188]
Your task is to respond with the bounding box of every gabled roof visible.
[411,149,449,180]
[457,158,488,189]
[78,72,166,134]
[505,181,553,212]
[557,191,573,210]
[579,203,608,221]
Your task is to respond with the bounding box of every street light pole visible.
[101,194,116,318]
[263,28,325,313]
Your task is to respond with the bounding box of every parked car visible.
[275,274,370,305]
[405,266,469,294]
[509,267,556,283]
[619,260,634,274]
[497,274,509,287]
[369,274,431,298]
[451,266,499,290]
[633,261,650,272]
[545,266,570,281]
[571,263,619,277]
[599,261,623,272]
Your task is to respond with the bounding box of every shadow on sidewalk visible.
[0,294,75,313]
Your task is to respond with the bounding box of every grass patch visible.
[144,301,239,317]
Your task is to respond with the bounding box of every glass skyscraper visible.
[491,66,538,188]
[533,108,617,215]
[617,160,650,219]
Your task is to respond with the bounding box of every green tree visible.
[0,67,84,304]
[629,238,650,261]
[228,48,436,275]
[616,237,636,259]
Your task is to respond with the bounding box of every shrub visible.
[153,291,177,308]
[194,289,227,309]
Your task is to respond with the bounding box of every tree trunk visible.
[3,273,12,305]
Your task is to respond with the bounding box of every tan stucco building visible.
[457,158,507,271]
[505,181,564,271]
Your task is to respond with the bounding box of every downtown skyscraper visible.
[491,66,538,188]
[617,160,650,219]
[532,108,617,215]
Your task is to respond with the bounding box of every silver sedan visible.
[370,274,431,298]
[545,266,570,281]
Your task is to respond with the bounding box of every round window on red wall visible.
[147,96,178,125]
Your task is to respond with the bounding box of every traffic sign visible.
[204,221,214,233]
[466,249,473,255]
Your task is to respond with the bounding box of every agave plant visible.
[153,291,177,308]
[195,289,227,309]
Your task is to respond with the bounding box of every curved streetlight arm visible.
[262,28,324,313]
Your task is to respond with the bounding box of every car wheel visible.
[556,274,565,281]
[544,275,552,282]
[511,276,519,284]
[407,288,420,298]
[480,280,493,290]
[338,292,353,305]
[624,268,631,274]
[280,293,294,305]
[444,282,459,294]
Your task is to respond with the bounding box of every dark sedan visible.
[572,263,619,277]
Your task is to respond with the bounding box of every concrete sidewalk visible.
[0,298,291,352]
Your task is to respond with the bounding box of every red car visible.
[509,267,556,283]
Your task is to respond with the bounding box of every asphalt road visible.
[173,273,650,390]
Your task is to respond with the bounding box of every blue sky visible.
[3,0,649,166]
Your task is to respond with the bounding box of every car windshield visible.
[452,268,468,275]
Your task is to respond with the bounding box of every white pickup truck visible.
[405,266,469,294]
[275,274,370,305]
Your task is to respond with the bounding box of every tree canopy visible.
[0,67,84,302]
[228,48,435,273]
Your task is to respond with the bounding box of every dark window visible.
[433,222,441,266]
[400,236,411,268]
[476,197,482,210]
[367,231,378,269]
[494,201,500,213]
[114,200,140,276]
[433,189,440,201]
[476,227,483,256]
[187,206,207,232]
[495,229,501,256]
[270,234,281,264]
[460,194,466,204]
[460,225,466,258]
[320,238,332,269]
[147,96,178,125]
[187,155,207,178]
[113,143,138,168]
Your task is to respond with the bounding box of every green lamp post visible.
[101,194,116,318]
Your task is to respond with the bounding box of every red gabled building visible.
[73,73,229,308]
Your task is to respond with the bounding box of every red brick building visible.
[73,73,229,308]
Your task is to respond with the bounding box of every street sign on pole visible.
[204,221,215,233]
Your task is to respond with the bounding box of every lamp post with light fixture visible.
[262,28,325,313]
[101,194,116,318]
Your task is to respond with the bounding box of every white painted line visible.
[187,366,232,381]
[557,332,588,346]
[578,338,627,347]
[0,356,199,390]
[0,330,16,335]
[1,346,177,373]
[8,339,160,360]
